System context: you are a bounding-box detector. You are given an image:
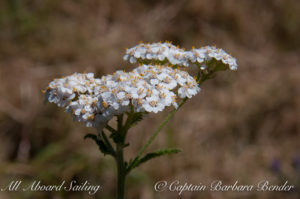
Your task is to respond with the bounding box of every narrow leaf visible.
[101,131,116,157]
[130,112,147,127]
[84,134,111,156]
[128,148,181,172]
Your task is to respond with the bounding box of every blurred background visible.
[0,0,299,198]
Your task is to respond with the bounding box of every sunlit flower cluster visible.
[45,65,200,129]
[123,42,238,70]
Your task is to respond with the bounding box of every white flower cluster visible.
[123,42,238,70]
[190,46,238,70]
[123,42,190,67]
[45,73,98,107]
[45,65,200,129]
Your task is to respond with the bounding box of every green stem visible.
[124,105,134,133]
[127,97,188,173]
[117,115,124,133]
[116,114,126,199]
[116,143,126,199]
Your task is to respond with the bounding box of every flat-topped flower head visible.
[45,65,200,130]
[190,46,238,71]
[123,42,190,67]
[124,42,238,71]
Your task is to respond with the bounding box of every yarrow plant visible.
[44,42,238,199]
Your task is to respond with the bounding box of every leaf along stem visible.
[106,124,117,134]
[100,130,116,157]
[126,97,188,173]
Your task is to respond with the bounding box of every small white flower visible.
[129,57,136,63]
[143,95,165,113]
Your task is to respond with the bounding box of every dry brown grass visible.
[0,0,299,198]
